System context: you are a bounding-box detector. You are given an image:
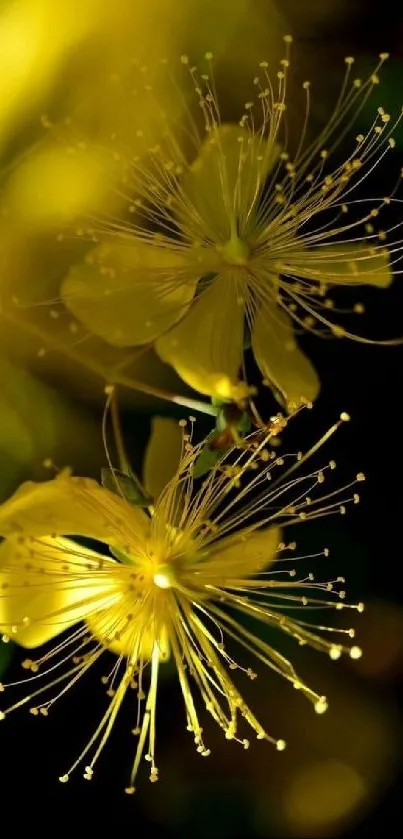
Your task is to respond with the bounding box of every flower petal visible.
[0,536,122,648]
[199,526,280,579]
[143,417,183,502]
[62,242,207,347]
[0,473,150,555]
[86,611,170,660]
[288,243,392,288]
[252,297,320,410]
[177,124,281,240]
[155,274,249,400]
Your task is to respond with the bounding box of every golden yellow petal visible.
[62,242,205,347]
[289,243,392,288]
[155,274,249,400]
[200,526,281,579]
[143,417,183,502]
[86,611,170,661]
[0,536,120,648]
[177,124,281,240]
[252,297,320,410]
[0,473,150,555]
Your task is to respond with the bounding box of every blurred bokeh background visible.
[0,0,403,835]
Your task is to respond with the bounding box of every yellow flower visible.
[62,42,398,409]
[0,414,363,791]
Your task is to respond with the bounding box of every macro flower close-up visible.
[60,42,401,409]
[1,2,403,836]
[0,410,363,791]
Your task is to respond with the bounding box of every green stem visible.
[3,308,218,417]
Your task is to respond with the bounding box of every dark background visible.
[1,1,403,836]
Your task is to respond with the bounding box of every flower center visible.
[153,563,177,590]
[219,234,250,266]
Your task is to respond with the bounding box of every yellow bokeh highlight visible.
[283,759,367,835]
[6,145,111,225]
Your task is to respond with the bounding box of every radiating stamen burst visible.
[0,409,364,791]
[49,37,403,407]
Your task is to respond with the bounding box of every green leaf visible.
[193,435,225,479]
[193,402,252,478]
[101,467,152,506]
